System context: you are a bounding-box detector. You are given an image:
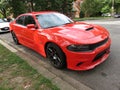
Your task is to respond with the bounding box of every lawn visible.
[0,44,59,90]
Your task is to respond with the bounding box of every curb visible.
[0,39,93,90]
[0,39,17,53]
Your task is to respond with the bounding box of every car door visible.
[22,15,37,49]
[13,16,25,42]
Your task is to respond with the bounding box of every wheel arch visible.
[44,41,67,68]
[45,42,66,59]
[44,41,65,55]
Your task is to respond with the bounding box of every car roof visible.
[21,11,57,16]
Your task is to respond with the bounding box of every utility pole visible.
[112,0,114,16]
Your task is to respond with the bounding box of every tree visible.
[101,0,111,14]
[34,0,72,16]
[114,0,120,13]
[81,0,104,17]
[0,0,10,18]
[101,0,120,14]
[0,0,74,18]
[8,0,26,17]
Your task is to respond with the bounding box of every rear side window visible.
[16,16,25,25]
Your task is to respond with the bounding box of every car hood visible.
[47,22,109,44]
[0,22,9,28]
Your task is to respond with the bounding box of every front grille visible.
[89,37,108,50]
[93,47,110,62]
[1,27,9,31]
[93,50,106,62]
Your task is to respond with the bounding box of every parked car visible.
[10,11,111,70]
[114,14,120,18]
[102,13,111,17]
[0,19,10,33]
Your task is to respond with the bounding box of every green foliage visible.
[0,44,59,90]
[101,5,110,13]
[34,0,72,15]
[101,0,110,14]
[81,0,104,17]
[0,0,10,18]
[8,0,26,17]
[0,0,72,17]
[101,0,120,14]
[1,0,120,18]
[114,0,120,13]
[81,0,120,17]
[0,13,3,18]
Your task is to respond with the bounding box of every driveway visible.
[0,18,120,90]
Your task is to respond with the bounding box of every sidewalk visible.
[0,39,93,90]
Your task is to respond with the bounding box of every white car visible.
[0,19,10,33]
[102,13,111,17]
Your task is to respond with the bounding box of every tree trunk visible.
[30,0,34,11]
[85,12,90,17]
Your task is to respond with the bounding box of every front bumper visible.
[65,38,111,71]
[0,27,10,33]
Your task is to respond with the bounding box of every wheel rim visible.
[47,47,62,67]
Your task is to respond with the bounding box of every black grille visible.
[1,27,9,31]
[89,37,108,50]
[93,50,106,62]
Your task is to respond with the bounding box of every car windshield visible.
[36,13,73,29]
[0,19,4,23]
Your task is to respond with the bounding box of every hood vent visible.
[86,27,94,31]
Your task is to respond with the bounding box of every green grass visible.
[74,16,112,21]
[0,44,59,90]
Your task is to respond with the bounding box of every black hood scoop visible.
[86,27,94,31]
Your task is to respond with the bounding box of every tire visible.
[46,43,66,69]
[11,31,20,45]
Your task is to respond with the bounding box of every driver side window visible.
[24,16,36,26]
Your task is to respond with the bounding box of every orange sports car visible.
[10,11,111,70]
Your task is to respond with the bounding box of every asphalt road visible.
[0,18,120,90]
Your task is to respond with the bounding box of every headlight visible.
[67,45,90,52]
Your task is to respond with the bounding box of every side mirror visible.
[27,24,36,29]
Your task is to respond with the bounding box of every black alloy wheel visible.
[46,43,66,69]
[11,31,20,45]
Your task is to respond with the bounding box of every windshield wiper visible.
[63,22,73,25]
[44,25,60,29]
